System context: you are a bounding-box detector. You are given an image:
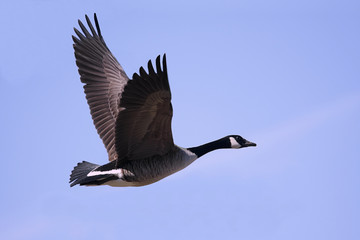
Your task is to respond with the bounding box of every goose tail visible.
[69,161,99,187]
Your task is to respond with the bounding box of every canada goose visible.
[69,14,256,187]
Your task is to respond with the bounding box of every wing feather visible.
[115,55,174,162]
[73,14,129,161]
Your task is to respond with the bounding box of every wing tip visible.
[162,54,167,74]
[93,13,102,37]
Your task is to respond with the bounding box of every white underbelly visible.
[105,178,138,187]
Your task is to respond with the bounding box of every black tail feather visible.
[69,161,99,187]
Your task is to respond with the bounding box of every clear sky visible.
[1,0,359,239]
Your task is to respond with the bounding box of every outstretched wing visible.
[115,55,174,161]
[73,14,129,161]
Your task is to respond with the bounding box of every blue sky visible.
[1,0,359,239]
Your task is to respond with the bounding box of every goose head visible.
[227,135,257,149]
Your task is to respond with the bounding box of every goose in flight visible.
[69,14,256,187]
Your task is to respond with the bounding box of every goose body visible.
[83,146,197,187]
[69,14,256,187]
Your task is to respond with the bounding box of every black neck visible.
[187,137,230,158]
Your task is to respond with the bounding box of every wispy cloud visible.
[256,92,360,148]
[188,92,360,178]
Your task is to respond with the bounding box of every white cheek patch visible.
[229,137,241,148]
